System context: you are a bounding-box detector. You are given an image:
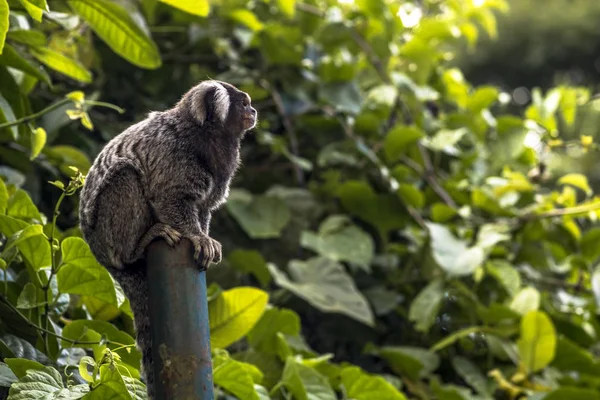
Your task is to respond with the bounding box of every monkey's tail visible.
[108,262,155,398]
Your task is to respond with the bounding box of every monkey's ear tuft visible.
[191,81,231,125]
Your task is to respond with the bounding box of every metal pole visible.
[146,238,214,400]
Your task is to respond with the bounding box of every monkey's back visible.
[79,115,164,267]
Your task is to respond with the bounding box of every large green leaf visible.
[543,388,600,400]
[159,0,209,16]
[6,189,41,222]
[517,311,556,373]
[451,356,491,396]
[0,44,50,84]
[0,0,8,54]
[384,125,424,161]
[0,92,17,139]
[269,257,375,326]
[408,278,445,332]
[0,178,7,214]
[7,366,89,399]
[426,222,485,276]
[376,346,440,381]
[337,181,407,236]
[341,366,406,400]
[281,356,337,400]
[56,237,119,306]
[30,47,92,83]
[247,307,300,354]
[4,224,51,271]
[228,250,271,287]
[61,320,140,373]
[227,189,291,239]
[67,0,161,69]
[300,215,374,270]
[209,287,269,349]
[213,352,263,400]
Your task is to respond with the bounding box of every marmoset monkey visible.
[79,80,257,397]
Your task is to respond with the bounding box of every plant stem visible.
[42,190,67,354]
[0,99,71,129]
[0,294,113,346]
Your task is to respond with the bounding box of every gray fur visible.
[79,80,257,398]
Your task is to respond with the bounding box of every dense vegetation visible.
[1,0,600,399]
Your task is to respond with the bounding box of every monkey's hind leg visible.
[91,164,152,268]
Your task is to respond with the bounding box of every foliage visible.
[1,0,600,399]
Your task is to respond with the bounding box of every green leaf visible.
[397,184,424,209]
[0,92,17,139]
[300,215,374,270]
[4,358,44,379]
[430,203,457,222]
[408,278,444,333]
[582,227,600,262]
[422,128,468,155]
[7,190,41,222]
[486,260,521,296]
[517,311,556,373]
[319,81,362,114]
[7,225,50,271]
[269,257,375,326]
[552,337,600,375]
[277,0,296,18]
[0,178,7,214]
[213,352,263,400]
[0,363,17,387]
[61,320,140,373]
[22,0,47,11]
[46,145,92,175]
[227,190,291,239]
[228,250,271,287]
[67,0,161,69]
[281,356,337,400]
[57,237,119,305]
[7,366,89,399]
[209,287,269,349]
[0,0,8,54]
[159,0,209,16]
[6,30,46,47]
[16,283,46,309]
[85,363,135,399]
[467,86,499,113]
[30,47,92,83]
[337,181,407,236]
[248,307,300,354]
[558,173,592,195]
[383,125,424,161]
[509,286,540,315]
[426,223,485,276]
[228,9,264,31]
[29,127,46,160]
[451,356,490,396]
[18,0,43,22]
[341,366,406,400]
[0,45,50,84]
[0,215,29,238]
[543,388,600,400]
[377,346,440,380]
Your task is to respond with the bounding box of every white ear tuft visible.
[193,81,230,124]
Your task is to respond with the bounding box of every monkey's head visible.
[182,80,257,137]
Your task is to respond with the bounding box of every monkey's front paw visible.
[189,235,222,270]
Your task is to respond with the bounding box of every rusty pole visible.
[146,239,214,400]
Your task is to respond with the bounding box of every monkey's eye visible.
[242,97,250,107]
